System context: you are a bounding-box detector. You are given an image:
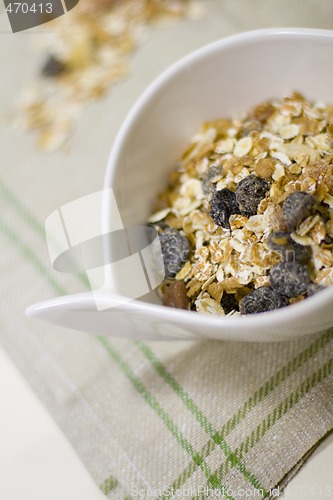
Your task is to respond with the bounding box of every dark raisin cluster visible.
[240,191,323,315]
[240,261,315,314]
[239,287,287,315]
[269,262,311,298]
[208,175,270,229]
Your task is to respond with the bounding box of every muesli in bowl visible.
[27,30,333,341]
[149,93,333,316]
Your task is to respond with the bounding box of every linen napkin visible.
[1,1,333,499]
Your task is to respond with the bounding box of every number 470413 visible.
[6,3,53,14]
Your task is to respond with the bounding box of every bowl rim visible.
[103,27,333,331]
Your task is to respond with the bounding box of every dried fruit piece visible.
[239,287,287,314]
[267,232,311,263]
[220,293,239,314]
[42,55,67,77]
[283,191,317,231]
[163,281,191,309]
[159,227,190,278]
[209,188,240,229]
[269,261,311,297]
[235,175,270,217]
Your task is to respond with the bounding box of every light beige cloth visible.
[0,1,333,498]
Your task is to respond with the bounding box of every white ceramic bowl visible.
[28,28,333,342]
[104,27,333,341]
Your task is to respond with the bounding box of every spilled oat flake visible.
[13,0,203,151]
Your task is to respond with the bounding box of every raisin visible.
[267,232,311,263]
[269,261,310,298]
[202,166,222,198]
[235,175,270,217]
[220,293,239,314]
[239,287,287,315]
[42,55,67,78]
[163,281,190,309]
[159,228,190,278]
[209,188,240,229]
[282,191,317,231]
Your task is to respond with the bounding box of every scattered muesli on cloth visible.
[13,0,203,150]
